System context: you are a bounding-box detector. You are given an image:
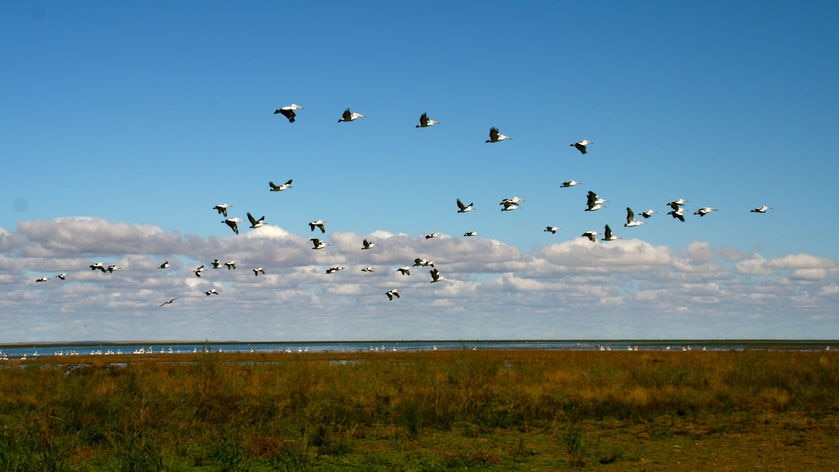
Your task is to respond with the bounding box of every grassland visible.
[1,349,837,471]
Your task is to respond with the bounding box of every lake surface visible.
[0,340,834,359]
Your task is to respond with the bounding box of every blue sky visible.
[2,1,837,343]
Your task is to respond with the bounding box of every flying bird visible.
[211,259,222,269]
[310,238,328,250]
[561,180,581,188]
[273,104,303,122]
[667,199,688,210]
[338,108,365,122]
[667,207,686,222]
[693,207,718,217]
[269,179,293,191]
[56,273,66,280]
[213,203,232,217]
[456,199,474,213]
[486,127,511,143]
[640,209,657,219]
[247,212,265,229]
[361,239,375,250]
[545,226,559,234]
[223,217,241,234]
[89,262,106,272]
[586,191,606,211]
[570,140,593,154]
[751,205,771,213]
[424,233,442,239]
[160,297,180,307]
[106,264,119,273]
[416,112,439,128]
[326,266,345,274]
[158,261,170,269]
[35,277,49,283]
[193,265,205,277]
[429,268,442,283]
[224,261,236,270]
[602,225,620,241]
[413,258,434,267]
[361,267,375,272]
[464,231,479,237]
[253,267,266,276]
[581,230,598,242]
[205,289,219,296]
[386,289,400,301]
[309,220,326,233]
[625,207,645,227]
[396,267,411,276]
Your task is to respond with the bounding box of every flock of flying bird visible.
[32,104,773,307]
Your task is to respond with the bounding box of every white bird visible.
[430,268,442,283]
[89,262,106,272]
[413,258,434,267]
[501,202,520,211]
[486,127,511,143]
[424,232,441,239]
[224,261,236,270]
[223,217,241,234]
[581,230,598,242]
[205,289,219,296]
[693,207,718,217]
[247,212,265,229]
[213,203,232,217]
[273,104,303,123]
[361,239,375,250]
[158,261,170,269]
[310,238,328,250]
[106,264,119,273]
[211,259,222,269]
[338,108,365,122]
[269,179,293,191]
[193,265,205,277]
[309,220,326,233]
[667,199,688,210]
[456,198,474,213]
[385,289,400,301]
[160,297,180,307]
[416,112,439,128]
[625,207,645,227]
[667,207,686,222]
[561,180,581,188]
[396,267,411,276]
[586,191,606,211]
[253,267,266,276]
[602,225,620,241]
[640,209,657,219]
[361,267,375,272]
[56,273,66,280]
[570,140,593,154]
[545,226,559,234]
[35,277,49,283]
[463,231,479,237]
[751,205,771,213]
[326,266,345,274]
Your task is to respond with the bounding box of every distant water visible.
[0,340,834,360]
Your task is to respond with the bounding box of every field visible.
[1,349,837,471]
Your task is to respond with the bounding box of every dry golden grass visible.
[0,349,837,470]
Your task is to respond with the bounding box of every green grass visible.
[1,349,837,470]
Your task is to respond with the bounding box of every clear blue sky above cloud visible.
[1,1,837,343]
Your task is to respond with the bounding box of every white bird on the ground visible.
[211,259,222,269]
[667,207,686,222]
[273,104,303,123]
[338,108,365,122]
[269,179,293,191]
[205,289,219,296]
[416,112,439,128]
[223,217,241,234]
[193,265,205,277]
[35,277,49,283]
[310,238,328,250]
[413,258,434,267]
[158,261,170,269]
[396,267,411,276]
[253,267,266,276]
[430,268,442,283]
[486,127,511,143]
[361,267,375,272]
[309,220,326,233]
[751,205,771,213]
[693,207,718,217]
[213,203,232,217]
[385,289,400,301]
[464,231,479,237]
[570,140,593,154]
[625,207,645,227]
[581,230,598,242]
[456,199,474,213]
[602,225,620,241]
[586,191,606,211]
[247,212,265,229]
[561,180,581,188]
[160,297,180,307]
[326,266,345,274]
[545,226,559,234]
[90,262,106,272]
[224,261,236,270]
[361,239,375,250]
[640,209,657,219]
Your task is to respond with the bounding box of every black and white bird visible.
[326,266,345,274]
[211,259,222,269]
[361,239,375,250]
[545,226,559,234]
[602,225,620,241]
[90,262,106,272]
[500,196,524,211]
[750,205,771,213]
[385,289,400,301]
[361,267,375,272]
[247,212,265,229]
[581,230,598,242]
[693,207,718,217]
[205,288,219,296]
[273,104,303,123]
[35,277,49,283]
[561,180,581,188]
[338,108,365,122]
[396,267,411,276]
[56,273,66,280]
[224,261,236,270]
[424,232,442,239]
[456,199,474,213]
[586,191,606,211]
[640,209,657,219]
[416,112,439,128]
[193,265,205,277]
[667,199,688,210]
[413,258,435,267]
[213,203,232,217]
[160,297,180,307]
[106,264,119,273]
[570,140,593,154]
[253,267,266,276]
[269,179,293,192]
[309,220,326,233]
[667,207,686,222]
[223,217,241,234]
[310,238,328,250]
[158,261,170,269]
[624,207,645,227]
[464,231,479,237]
[429,268,442,283]
[486,127,511,143]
